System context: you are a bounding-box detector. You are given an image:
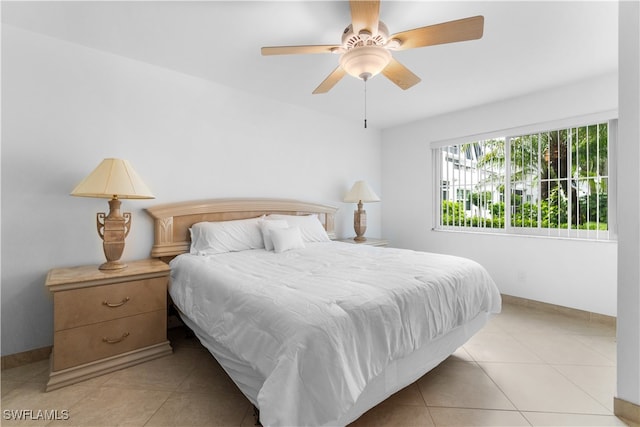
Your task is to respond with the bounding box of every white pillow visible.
[260,220,289,251]
[270,226,306,253]
[267,214,330,243]
[190,217,264,255]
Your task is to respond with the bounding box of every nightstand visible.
[45,258,172,391]
[337,237,389,247]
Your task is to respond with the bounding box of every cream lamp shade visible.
[71,158,155,270]
[344,180,381,204]
[71,158,155,199]
[344,181,380,242]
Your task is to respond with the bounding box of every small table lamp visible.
[344,180,380,242]
[71,158,155,270]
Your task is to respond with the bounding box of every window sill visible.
[431,227,617,243]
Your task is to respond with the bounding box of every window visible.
[434,118,615,240]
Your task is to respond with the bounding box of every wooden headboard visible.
[146,198,338,261]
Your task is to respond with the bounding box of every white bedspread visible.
[169,242,501,427]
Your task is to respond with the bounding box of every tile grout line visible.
[472,357,533,425]
[547,362,616,415]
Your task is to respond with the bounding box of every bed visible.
[146,198,501,427]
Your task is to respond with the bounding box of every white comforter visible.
[169,242,501,427]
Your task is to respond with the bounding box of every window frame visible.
[432,112,618,241]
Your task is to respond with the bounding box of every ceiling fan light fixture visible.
[339,46,391,81]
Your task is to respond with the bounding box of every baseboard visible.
[46,341,172,391]
[501,294,616,327]
[614,397,640,425]
[1,346,52,370]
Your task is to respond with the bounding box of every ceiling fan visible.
[261,0,484,94]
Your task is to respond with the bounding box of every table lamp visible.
[344,180,380,242]
[71,158,155,270]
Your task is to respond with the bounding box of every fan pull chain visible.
[363,78,367,129]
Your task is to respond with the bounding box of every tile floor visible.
[1,302,636,426]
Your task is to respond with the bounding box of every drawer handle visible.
[102,332,130,344]
[102,297,130,308]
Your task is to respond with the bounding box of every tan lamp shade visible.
[344,181,380,242]
[71,158,154,271]
[71,158,155,199]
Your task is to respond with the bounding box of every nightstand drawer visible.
[54,277,167,331]
[52,309,167,371]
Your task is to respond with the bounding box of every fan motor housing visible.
[342,21,389,49]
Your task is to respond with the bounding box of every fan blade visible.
[382,58,421,90]
[350,0,380,36]
[261,45,341,56]
[390,16,484,50]
[312,67,347,94]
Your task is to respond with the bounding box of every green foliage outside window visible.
[442,189,607,230]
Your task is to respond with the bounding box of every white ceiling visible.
[2,1,618,129]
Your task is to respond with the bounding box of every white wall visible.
[616,0,640,409]
[1,26,382,356]
[381,72,618,316]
